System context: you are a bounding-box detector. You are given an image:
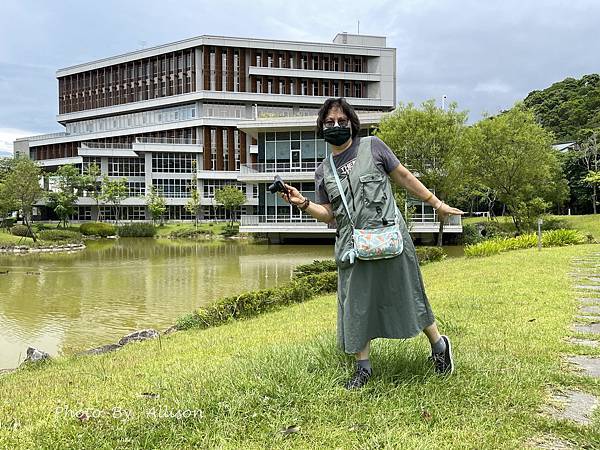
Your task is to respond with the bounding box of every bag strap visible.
[329,152,355,228]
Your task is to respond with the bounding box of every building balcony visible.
[133,137,203,153]
[238,162,319,182]
[240,214,335,234]
[248,65,381,82]
[240,212,462,235]
[79,142,138,157]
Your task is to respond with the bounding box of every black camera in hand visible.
[267,175,289,198]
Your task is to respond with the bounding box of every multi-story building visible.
[14,32,461,242]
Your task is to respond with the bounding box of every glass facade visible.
[152,152,195,173]
[152,179,195,198]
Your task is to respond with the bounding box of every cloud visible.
[0,128,40,154]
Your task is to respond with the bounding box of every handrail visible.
[135,137,201,145]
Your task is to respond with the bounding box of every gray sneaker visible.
[344,366,372,390]
[428,335,454,375]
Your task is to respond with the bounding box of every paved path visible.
[532,250,600,448]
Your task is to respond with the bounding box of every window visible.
[108,157,145,176]
[127,181,145,197]
[152,153,195,173]
[152,179,195,197]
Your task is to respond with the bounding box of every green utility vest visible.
[322,136,399,269]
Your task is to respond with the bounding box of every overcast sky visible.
[1,0,598,154]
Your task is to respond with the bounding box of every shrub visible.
[10,224,33,237]
[117,222,156,237]
[541,229,586,246]
[38,229,82,242]
[464,229,587,257]
[79,222,116,237]
[169,228,214,239]
[415,246,447,264]
[1,217,17,230]
[176,271,337,331]
[293,260,337,277]
[460,223,484,245]
[220,225,239,237]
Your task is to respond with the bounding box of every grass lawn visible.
[1,243,599,448]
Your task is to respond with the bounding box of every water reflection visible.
[0,239,334,368]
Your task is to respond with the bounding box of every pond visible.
[0,238,463,369]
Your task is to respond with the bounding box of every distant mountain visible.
[0,150,13,158]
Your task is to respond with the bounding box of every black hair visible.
[316,97,361,139]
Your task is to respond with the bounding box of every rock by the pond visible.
[23,347,50,363]
[565,356,600,378]
[162,325,178,336]
[78,343,122,356]
[546,389,599,426]
[117,329,159,346]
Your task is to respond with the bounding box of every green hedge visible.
[38,229,82,242]
[176,271,337,331]
[117,222,156,237]
[10,224,33,237]
[79,222,116,237]
[464,229,587,257]
[415,246,447,264]
[293,260,338,277]
[170,228,214,239]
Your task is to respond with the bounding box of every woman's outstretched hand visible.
[437,203,465,221]
[277,183,305,207]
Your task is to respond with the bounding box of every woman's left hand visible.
[437,203,465,221]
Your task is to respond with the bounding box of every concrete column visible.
[100,157,108,175]
[144,152,152,194]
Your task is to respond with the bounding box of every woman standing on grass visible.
[278,97,465,390]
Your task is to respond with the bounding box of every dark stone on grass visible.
[566,356,600,378]
[78,343,122,356]
[547,389,599,426]
[571,323,600,334]
[117,329,159,346]
[23,347,50,363]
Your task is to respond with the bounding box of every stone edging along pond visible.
[0,243,86,254]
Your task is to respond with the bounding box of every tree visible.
[80,162,102,220]
[470,103,569,233]
[146,185,167,225]
[583,170,600,214]
[2,156,44,241]
[577,130,600,214]
[100,176,127,225]
[375,99,472,246]
[214,185,246,228]
[185,186,202,228]
[46,164,81,228]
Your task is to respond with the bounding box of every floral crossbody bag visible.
[329,152,404,265]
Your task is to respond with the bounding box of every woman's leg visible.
[423,322,442,344]
[356,339,370,361]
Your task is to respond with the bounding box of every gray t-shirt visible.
[314,136,400,204]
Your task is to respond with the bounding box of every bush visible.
[38,229,82,242]
[80,222,116,237]
[415,246,447,264]
[220,225,239,237]
[293,260,337,277]
[464,229,587,257]
[1,217,17,230]
[176,271,337,331]
[117,222,156,237]
[169,228,214,239]
[460,223,484,245]
[541,229,586,247]
[10,224,33,237]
